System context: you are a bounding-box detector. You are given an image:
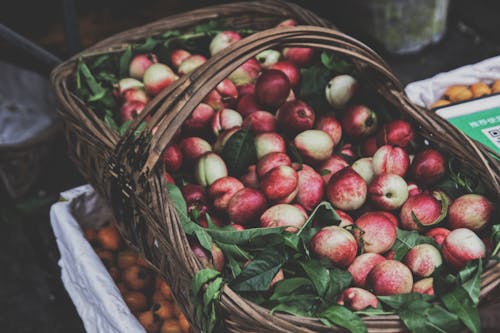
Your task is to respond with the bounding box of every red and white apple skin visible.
[276,100,315,135]
[161,143,183,173]
[404,244,442,278]
[228,58,262,86]
[425,227,450,246]
[367,260,413,296]
[260,165,298,203]
[256,152,292,178]
[337,210,354,227]
[190,242,225,272]
[327,167,367,211]
[442,228,486,270]
[354,212,397,253]
[229,223,246,231]
[412,278,434,296]
[368,174,409,210]
[209,30,242,55]
[317,155,349,184]
[372,145,410,177]
[260,204,307,232]
[129,53,157,80]
[352,157,375,184]
[143,63,178,95]
[399,193,444,231]
[256,49,281,68]
[122,88,149,105]
[215,79,239,109]
[255,70,291,108]
[120,101,146,122]
[296,165,325,211]
[376,120,415,148]
[337,288,379,311]
[294,130,334,164]
[325,74,358,109]
[282,47,315,67]
[237,83,255,97]
[310,226,358,268]
[361,136,380,157]
[203,89,225,111]
[213,126,241,154]
[347,253,385,288]
[208,177,245,212]
[448,194,494,231]
[341,104,378,138]
[269,61,300,87]
[164,172,175,184]
[243,111,276,134]
[315,114,343,147]
[177,54,207,76]
[409,149,446,185]
[195,152,228,187]
[179,137,212,162]
[236,94,260,117]
[240,165,260,189]
[181,184,209,218]
[277,19,297,27]
[211,108,243,136]
[183,103,215,133]
[254,133,287,160]
[292,204,309,220]
[118,78,144,96]
[407,182,422,197]
[227,188,267,226]
[198,214,226,228]
[378,211,399,228]
[170,49,191,68]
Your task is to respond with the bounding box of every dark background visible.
[0,1,499,332]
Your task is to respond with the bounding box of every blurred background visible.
[0,0,499,332]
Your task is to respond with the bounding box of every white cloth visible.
[405,56,500,108]
[50,185,145,333]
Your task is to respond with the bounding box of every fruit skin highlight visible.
[368,260,413,296]
[327,167,367,211]
[448,194,494,231]
[311,226,358,268]
[348,253,385,288]
[403,244,442,278]
[354,212,397,253]
[441,228,486,270]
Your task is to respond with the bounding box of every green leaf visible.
[193,20,223,35]
[135,37,158,52]
[440,287,480,333]
[459,259,482,305]
[269,278,314,302]
[191,268,221,296]
[104,113,119,132]
[299,260,330,297]
[195,229,213,252]
[216,242,251,261]
[297,201,341,237]
[320,52,355,74]
[397,300,461,333]
[320,305,367,333]
[203,277,224,307]
[119,46,133,77]
[391,229,436,261]
[355,308,395,316]
[221,127,257,176]
[166,182,188,217]
[299,65,331,112]
[205,227,284,245]
[491,224,500,256]
[270,295,317,317]
[119,120,133,136]
[324,267,352,301]
[230,249,287,292]
[378,293,434,309]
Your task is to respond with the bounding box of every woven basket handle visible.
[133,26,403,174]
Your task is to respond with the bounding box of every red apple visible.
[208,176,245,212]
[448,194,493,231]
[170,49,191,68]
[355,212,397,253]
[409,149,446,185]
[413,278,434,296]
[283,47,315,67]
[236,94,260,117]
[260,165,298,203]
[442,228,486,270]
[228,58,261,86]
[325,74,358,109]
[327,167,367,211]
[270,61,300,87]
[117,78,143,96]
[209,30,242,55]
[256,152,291,178]
[243,111,276,133]
[317,155,349,184]
[276,100,315,135]
[368,174,409,210]
[294,130,334,164]
[181,184,208,218]
[404,244,442,278]
[143,63,178,95]
[211,108,243,136]
[425,227,450,245]
[120,101,145,122]
[254,132,286,160]
[129,53,157,80]
[122,88,149,104]
[399,193,445,231]
[341,104,378,138]
[372,145,410,176]
[352,157,375,184]
[315,114,342,146]
[260,204,307,232]
[361,135,379,157]
[256,49,281,68]
[179,137,212,162]
[178,54,207,76]
[195,152,228,186]
[255,70,291,108]
[183,103,215,133]
[348,253,385,288]
[296,165,325,211]
[241,164,259,189]
[368,260,413,296]
[227,188,267,225]
[161,143,183,172]
[311,226,358,267]
[376,120,415,148]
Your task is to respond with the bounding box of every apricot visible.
[97,223,123,251]
[443,85,472,102]
[137,311,161,333]
[122,265,153,291]
[152,300,175,320]
[123,291,147,312]
[160,320,182,333]
[470,82,491,98]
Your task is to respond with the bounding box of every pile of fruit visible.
[74,19,499,333]
[84,223,192,333]
[431,80,500,109]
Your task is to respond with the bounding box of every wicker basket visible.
[51,1,500,332]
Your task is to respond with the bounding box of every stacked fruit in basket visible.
[84,223,192,333]
[431,80,500,108]
[73,19,499,333]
